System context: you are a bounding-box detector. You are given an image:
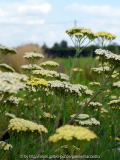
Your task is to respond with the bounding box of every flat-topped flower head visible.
[100,107,108,114]
[88,102,102,108]
[47,80,82,97]
[0,46,17,55]
[70,113,89,120]
[0,64,15,72]
[40,61,59,70]
[8,118,48,134]
[23,52,44,62]
[108,99,120,107]
[0,72,26,94]
[73,68,83,72]
[48,124,98,143]
[21,64,43,71]
[74,33,84,38]
[66,27,98,47]
[95,49,120,66]
[55,73,69,81]
[75,118,100,126]
[89,82,100,86]
[26,77,50,87]
[96,31,116,40]
[0,141,12,150]
[32,69,57,79]
[113,81,120,88]
[3,96,20,105]
[91,66,110,74]
[95,31,116,48]
[39,112,56,119]
[5,112,17,119]
[70,114,100,125]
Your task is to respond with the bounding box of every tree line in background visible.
[41,40,120,57]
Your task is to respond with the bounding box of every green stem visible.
[67,67,115,125]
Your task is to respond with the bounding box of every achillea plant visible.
[0,27,120,160]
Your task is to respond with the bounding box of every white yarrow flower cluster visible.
[55,73,69,81]
[95,49,120,66]
[0,72,26,94]
[0,64,15,72]
[88,102,102,108]
[47,80,82,96]
[21,64,43,70]
[23,52,44,61]
[113,81,120,88]
[70,113,89,119]
[91,66,110,74]
[78,118,100,125]
[3,96,20,105]
[5,112,17,119]
[0,46,17,55]
[70,114,100,125]
[32,69,57,78]
[108,99,120,106]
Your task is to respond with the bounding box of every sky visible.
[0,0,120,48]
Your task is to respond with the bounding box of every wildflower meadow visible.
[0,27,120,160]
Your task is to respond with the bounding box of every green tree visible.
[52,42,60,49]
[41,43,48,50]
[60,40,68,48]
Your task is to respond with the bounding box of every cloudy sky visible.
[0,0,120,48]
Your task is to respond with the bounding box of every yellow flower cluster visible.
[0,46,17,55]
[48,125,98,143]
[115,137,120,141]
[40,61,59,68]
[0,63,15,72]
[0,141,12,150]
[66,27,98,40]
[39,112,56,119]
[26,77,50,87]
[8,118,48,134]
[32,69,57,78]
[96,31,116,40]
[89,82,100,86]
[102,90,110,93]
[73,68,83,72]
[94,107,108,114]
